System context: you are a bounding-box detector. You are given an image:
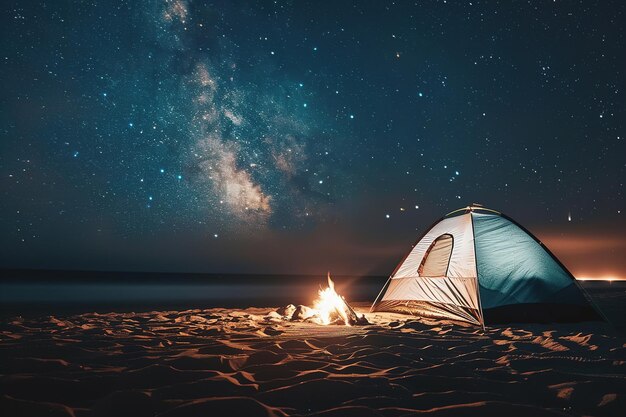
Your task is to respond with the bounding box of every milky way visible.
[152,0,352,230]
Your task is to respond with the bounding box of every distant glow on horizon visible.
[576,275,625,282]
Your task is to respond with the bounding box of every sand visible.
[1,304,625,417]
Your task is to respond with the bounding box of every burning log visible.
[341,296,369,325]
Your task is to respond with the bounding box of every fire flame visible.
[313,273,351,326]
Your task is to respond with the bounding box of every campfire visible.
[314,273,355,325]
[275,273,368,326]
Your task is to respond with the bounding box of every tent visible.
[371,205,602,326]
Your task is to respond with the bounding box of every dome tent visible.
[371,205,602,326]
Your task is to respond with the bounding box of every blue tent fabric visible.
[472,212,589,310]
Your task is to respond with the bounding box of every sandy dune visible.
[1,304,625,416]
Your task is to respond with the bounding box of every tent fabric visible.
[472,212,589,309]
[373,299,481,326]
[371,207,599,326]
[378,276,482,325]
[393,214,477,279]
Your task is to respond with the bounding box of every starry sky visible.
[1,1,624,277]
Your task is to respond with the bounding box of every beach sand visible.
[1,304,625,416]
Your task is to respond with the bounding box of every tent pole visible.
[468,211,486,331]
[476,275,486,332]
[370,276,391,312]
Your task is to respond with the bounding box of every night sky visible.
[1,1,624,277]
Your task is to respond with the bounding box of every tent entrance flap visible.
[418,234,453,277]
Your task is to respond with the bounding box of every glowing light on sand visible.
[313,273,351,326]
